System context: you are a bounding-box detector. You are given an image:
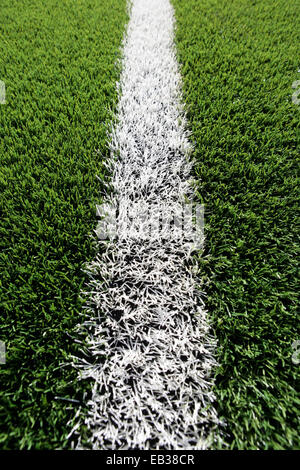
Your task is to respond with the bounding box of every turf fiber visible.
[172,0,299,450]
[0,0,299,451]
[0,0,128,449]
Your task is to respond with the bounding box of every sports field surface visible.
[0,0,128,449]
[172,0,299,449]
[0,0,299,450]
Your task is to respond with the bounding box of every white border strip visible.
[71,0,221,450]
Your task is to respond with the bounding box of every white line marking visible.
[71,0,221,450]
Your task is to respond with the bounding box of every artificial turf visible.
[0,0,299,451]
[172,0,299,449]
[0,0,128,449]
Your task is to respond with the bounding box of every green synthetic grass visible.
[0,0,128,449]
[0,0,298,452]
[172,0,299,449]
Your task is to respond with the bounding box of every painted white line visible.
[71,0,221,450]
